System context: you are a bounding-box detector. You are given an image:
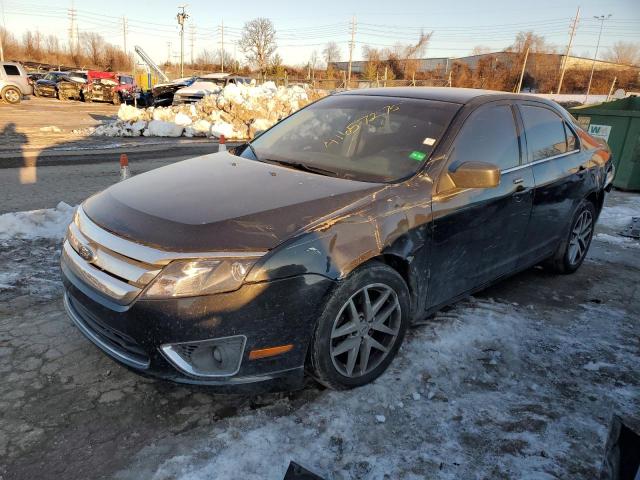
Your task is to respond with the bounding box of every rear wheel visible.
[308,262,410,389]
[544,199,596,274]
[2,86,21,104]
[112,92,121,105]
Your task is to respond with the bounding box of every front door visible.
[428,102,534,309]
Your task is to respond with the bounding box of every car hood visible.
[83,152,385,252]
[175,82,222,96]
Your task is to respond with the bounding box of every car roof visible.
[337,87,551,106]
[199,73,230,79]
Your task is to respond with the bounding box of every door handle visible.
[513,178,524,185]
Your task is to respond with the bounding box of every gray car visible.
[0,62,31,104]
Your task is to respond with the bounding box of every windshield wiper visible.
[264,159,339,177]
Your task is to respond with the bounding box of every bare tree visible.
[322,41,341,66]
[509,31,554,54]
[401,31,432,78]
[239,17,277,75]
[603,41,640,66]
[471,45,492,55]
[81,32,104,66]
[23,31,43,61]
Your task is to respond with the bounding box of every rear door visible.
[429,101,534,308]
[3,64,30,94]
[516,102,588,264]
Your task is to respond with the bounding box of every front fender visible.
[246,175,434,286]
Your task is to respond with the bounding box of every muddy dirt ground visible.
[0,189,638,479]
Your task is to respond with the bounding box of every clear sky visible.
[2,0,639,67]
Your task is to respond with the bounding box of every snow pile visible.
[39,125,62,133]
[89,82,325,139]
[0,202,75,240]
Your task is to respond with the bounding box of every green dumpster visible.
[570,96,640,191]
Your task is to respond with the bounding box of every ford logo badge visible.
[78,244,96,262]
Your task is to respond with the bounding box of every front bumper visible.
[172,94,203,105]
[61,264,334,392]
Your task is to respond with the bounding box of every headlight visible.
[143,257,259,298]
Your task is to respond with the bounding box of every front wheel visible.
[308,262,410,389]
[2,86,22,104]
[544,200,596,274]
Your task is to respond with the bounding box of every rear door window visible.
[520,105,568,161]
[448,104,521,171]
[3,65,20,76]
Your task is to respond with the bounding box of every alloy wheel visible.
[568,209,593,266]
[330,283,401,378]
[4,88,20,103]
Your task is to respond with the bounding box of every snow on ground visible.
[597,193,640,231]
[595,233,640,248]
[0,202,75,241]
[118,297,637,480]
[0,202,75,300]
[86,82,325,140]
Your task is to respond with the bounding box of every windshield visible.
[243,94,459,183]
[196,77,226,85]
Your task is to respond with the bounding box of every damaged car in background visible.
[61,87,613,392]
[151,76,196,106]
[172,72,251,105]
[58,71,138,104]
[57,71,88,101]
[33,71,74,98]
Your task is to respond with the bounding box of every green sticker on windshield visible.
[409,150,427,162]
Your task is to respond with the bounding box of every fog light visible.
[212,346,223,363]
[160,335,246,378]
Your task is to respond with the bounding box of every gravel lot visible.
[0,188,638,480]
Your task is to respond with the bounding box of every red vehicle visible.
[83,70,138,105]
[114,74,138,104]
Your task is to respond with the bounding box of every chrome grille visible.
[62,208,161,304]
[61,206,267,305]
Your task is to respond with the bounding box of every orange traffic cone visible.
[119,153,130,181]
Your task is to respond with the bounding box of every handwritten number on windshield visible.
[324,104,400,150]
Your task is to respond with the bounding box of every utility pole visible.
[122,16,128,55]
[516,46,529,93]
[166,42,172,65]
[585,14,611,103]
[68,3,77,54]
[347,16,356,89]
[606,76,617,101]
[557,6,580,94]
[220,19,224,72]
[176,5,189,77]
[0,36,4,62]
[189,24,195,66]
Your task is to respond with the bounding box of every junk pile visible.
[87,82,325,140]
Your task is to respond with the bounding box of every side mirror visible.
[449,162,501,189]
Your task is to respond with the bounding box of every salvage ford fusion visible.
[61,87,613,391]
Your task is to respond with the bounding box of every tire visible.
[308,261,410,390]
[33,87,39,97]
[544,199,596,274]
[2,86,22,104]
[112,93,121,105]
